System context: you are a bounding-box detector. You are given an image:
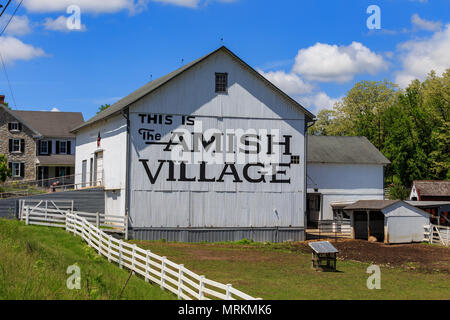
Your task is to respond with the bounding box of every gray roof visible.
[37,155,75,166]
[12,110,84,138]
[412,180,450,197]
[71,46,315,133]
[344,200,400,211]
[307,136,390,165]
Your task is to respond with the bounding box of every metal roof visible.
[71,46,315,133]
[343,200,400,211]
[307,136,391,165]
[308,241,339,254]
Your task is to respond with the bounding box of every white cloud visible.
[0,36,46,64]
[43,16,86,32]
[411,14,442,31]
[23,0,147,14]
[299,92,342,114]
[292,42,387,83]
[50,107,60,112]
[2,15,32,36]
[395,23,450,87]
[152,0,199,8]
[258,69,313,95]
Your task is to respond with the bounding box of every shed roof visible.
[307,136,390,165]
[71,46,315,133]
[412,180,450,197]
[344,200,400,211]
[12,110,84,138]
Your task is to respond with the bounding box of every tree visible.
[97,104,111,114]
[0,154,11,183]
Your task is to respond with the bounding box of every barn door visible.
[94,151,103,186]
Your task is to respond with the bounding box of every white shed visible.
[72,46,315,242]
[343,200,430,244]
[306,136,390,226]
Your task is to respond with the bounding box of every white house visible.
[306,136,390,225]
[72,46,315,242]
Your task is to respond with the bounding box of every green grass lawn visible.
[0,219,175,300]
[131,240,450,300]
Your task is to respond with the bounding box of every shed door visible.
[354,211,368,239]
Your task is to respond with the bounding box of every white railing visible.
[21,205,260,300]
[21,204,127,238]
[424,224,450,246]
[318,219,352,237]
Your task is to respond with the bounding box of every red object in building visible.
[97,132,101,148]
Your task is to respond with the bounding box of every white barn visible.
[72,46,315,242]
[306,136,390,226]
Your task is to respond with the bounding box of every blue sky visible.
[0,0,449,120]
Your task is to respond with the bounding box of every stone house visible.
[0,96,84,184]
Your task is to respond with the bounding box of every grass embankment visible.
[131,239,450,300]
[0,219,175,300]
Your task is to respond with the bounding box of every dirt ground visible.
[292,239,450,272]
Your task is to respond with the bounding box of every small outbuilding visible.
[410,180,450,202]
[343,200,430,244]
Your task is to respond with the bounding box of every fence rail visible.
[424,224,450,246]
[21,204,260,300]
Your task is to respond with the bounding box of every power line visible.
[0,0,24,108]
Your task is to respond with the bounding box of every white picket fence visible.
[424,224,450,246]
[22,205,260,300]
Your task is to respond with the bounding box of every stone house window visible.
[9,138,24,153]
[8,162,24,178]
[8,122,21,132]
[59,141,67,154]
[40,140,49,154]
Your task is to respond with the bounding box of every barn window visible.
[290,155,300,164]
[215,73,228,93]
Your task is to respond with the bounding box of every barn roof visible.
[307,136,390,165]
[412,180,450,197]
[71,46,315,133]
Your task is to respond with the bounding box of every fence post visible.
[199,276,205,300]
[108,238,112,262]
[430,226,433,244]
[161,256,167,290]
[119,240,123,269]
[97,229,101,256]
[178,264,184,300]
[145,251,150,283]
[96,212,100,229]
[226,284,232,300]
[25,206,29,225]
[132,244,136,275]
[125,214,129,240]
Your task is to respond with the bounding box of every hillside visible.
[0,219,175,300]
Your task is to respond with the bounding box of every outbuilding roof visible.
[71,46,315,133]
[412,180,450,197]
[12,110,84,138]
[307,136,390,165]
[343,200,400,211]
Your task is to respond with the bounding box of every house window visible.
[60,141,67,154]
[291,155,300,164]
[40,141,49,154]
[215,73,228,93]
[9,122,21,132]
[12,139,20,152]
[9,162,23,177]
